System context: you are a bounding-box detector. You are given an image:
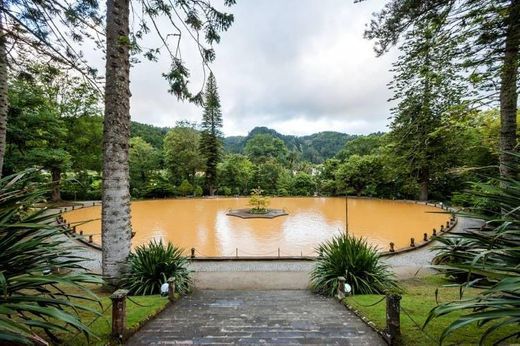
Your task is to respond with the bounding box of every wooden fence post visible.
[336,276,346,301]
[110,289,129,342]
[386,294,401,345]
[167,277,176,302]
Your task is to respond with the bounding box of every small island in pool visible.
[227,188,288,219]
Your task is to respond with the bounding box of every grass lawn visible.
[51,285,170,345]
[345,275,518,346]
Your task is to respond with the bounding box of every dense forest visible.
[5,65,509,206]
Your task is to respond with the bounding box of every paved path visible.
[127,290,385,345]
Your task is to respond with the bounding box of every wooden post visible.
[337,276,346,301]
[79,230,83,235]
[386,294,401,345]
[389,242,395,252]
[131,231,136,238]
[446,221,450,228]
[167,277,176,302]
[410,238,415,247]
[440,225,445,232]
[72,226,77,233]
[432,228,437,236]
[88,235,93,243]
[110,289,128,341]
[278,248,280,258]
[423,233,428,242]
[235,248,238,258]
[191,248,195,259]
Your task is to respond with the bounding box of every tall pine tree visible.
[389,13,467,201]
[200,72,223,196]
[364,0,520,180]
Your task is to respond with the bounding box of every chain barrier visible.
[400,305,438,343]
[69,301,112,340]
[348,295,386,308]
[127,295,155,308]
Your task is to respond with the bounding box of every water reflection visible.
[64,197,450,256]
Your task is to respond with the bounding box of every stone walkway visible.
[127,290,385,345]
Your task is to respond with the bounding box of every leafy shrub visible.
[177,179,193,196]
[220,186,232,196]
[427,154,520,344]
[311,233,398,296]
[193,185,203,197]
[0,170,101,344]
[121,240,192,295]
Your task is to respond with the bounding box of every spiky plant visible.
[121,240,192,295]
[426,153,520,344]
[0,170,102,345]
[310,233,399,296]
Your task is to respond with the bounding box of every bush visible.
[0,170,101,344]
[121,240,192,295]
[177,179,193,197]
[310,233,398,296]
[193,185,203,197]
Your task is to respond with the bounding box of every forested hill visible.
[131,122,356,163]
[224,127,356,163]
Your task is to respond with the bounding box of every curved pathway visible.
[127,290,385,345]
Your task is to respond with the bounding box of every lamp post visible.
[345,194,349,234]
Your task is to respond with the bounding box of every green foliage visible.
[121,240,192,296]
[244,133,288,164]
[193,185,203,197]
[335,154,384,196]
[291,172,316,196]
[217,154,254,195]
[177,179,194,197]
[200,73,223,194]
[163,123,203,185]
[0,170,102,345]
[129,137,160,197]
[248,188,270,213]
[426,155,520,344]
[311,233,398,296]
[131,122,170,149]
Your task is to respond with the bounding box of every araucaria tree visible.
[364,0,520,180]
[200,73,223,195]
[102,0,234,284]
[388,15,466,201]
[0,0,103,177]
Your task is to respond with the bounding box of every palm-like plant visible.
[121,240,192,296]
[310,233,399,296]
[426,154,520,344]
[0,170,101,345]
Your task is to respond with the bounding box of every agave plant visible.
[310,233,399,296]
[0,170,102,345]
[426,153,520,344]
[121,240,192,295]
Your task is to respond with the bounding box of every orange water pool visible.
[63,197,451,256]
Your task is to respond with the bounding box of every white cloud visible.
[89,0,397,136]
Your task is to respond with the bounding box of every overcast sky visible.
[93,0,397,136]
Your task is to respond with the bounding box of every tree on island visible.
[200,72,223,196]
[101,0,234,284]
[363,0,520,180]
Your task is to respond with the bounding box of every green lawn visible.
[51,285,170,345]
[345,275,517,346]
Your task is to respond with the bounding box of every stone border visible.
[59,198,458,259]
[226,208,288,219]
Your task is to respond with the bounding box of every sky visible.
[91,0,398,136]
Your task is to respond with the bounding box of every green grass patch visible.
[52,285,169,345]
[345,275,516,345]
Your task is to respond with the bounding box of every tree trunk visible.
[0,0,8,177]
[419,181,428,201]
[102,0,132,286]
[499,0,520,179]
[50,167,62,202]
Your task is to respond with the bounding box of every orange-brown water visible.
[63,197,450,256]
